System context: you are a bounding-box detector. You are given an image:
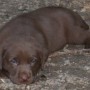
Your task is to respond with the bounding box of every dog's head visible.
[0,42,48,85]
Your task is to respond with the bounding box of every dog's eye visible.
[10,58,18,65]
[31,57,37,63]
[30,57,37,66]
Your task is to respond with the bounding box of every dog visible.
[0,6,89,85]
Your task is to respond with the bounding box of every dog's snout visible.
[19,72,31,83]
[21,73,29,82]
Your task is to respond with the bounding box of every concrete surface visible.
[0,0,90,90]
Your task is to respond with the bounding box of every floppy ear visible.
[84,38,90,49]
[0,48,6,70]
[38,49,49,68]
[0,50,2,70]
[0,60,2,70]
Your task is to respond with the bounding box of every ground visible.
[0,0,90,90]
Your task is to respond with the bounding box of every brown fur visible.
[0,6,89,84]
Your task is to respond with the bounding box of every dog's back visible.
[0,6,89,53]
[30,6,89,30]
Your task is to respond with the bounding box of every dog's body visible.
[0,6,89,84]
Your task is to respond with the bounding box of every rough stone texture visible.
[0,0,90,90]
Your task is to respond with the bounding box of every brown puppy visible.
[0,6,89,84]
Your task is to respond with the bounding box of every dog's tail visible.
[74,12,89,30]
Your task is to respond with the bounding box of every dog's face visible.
[1,44,43,85]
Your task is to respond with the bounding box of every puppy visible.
[0,6,89,84]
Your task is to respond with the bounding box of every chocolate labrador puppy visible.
[0,6,89,84]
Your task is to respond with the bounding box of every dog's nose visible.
[19,73,30,83]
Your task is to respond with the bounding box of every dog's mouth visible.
[2,68,39,84]
[2,68,46,85]
[9,74,35,85]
